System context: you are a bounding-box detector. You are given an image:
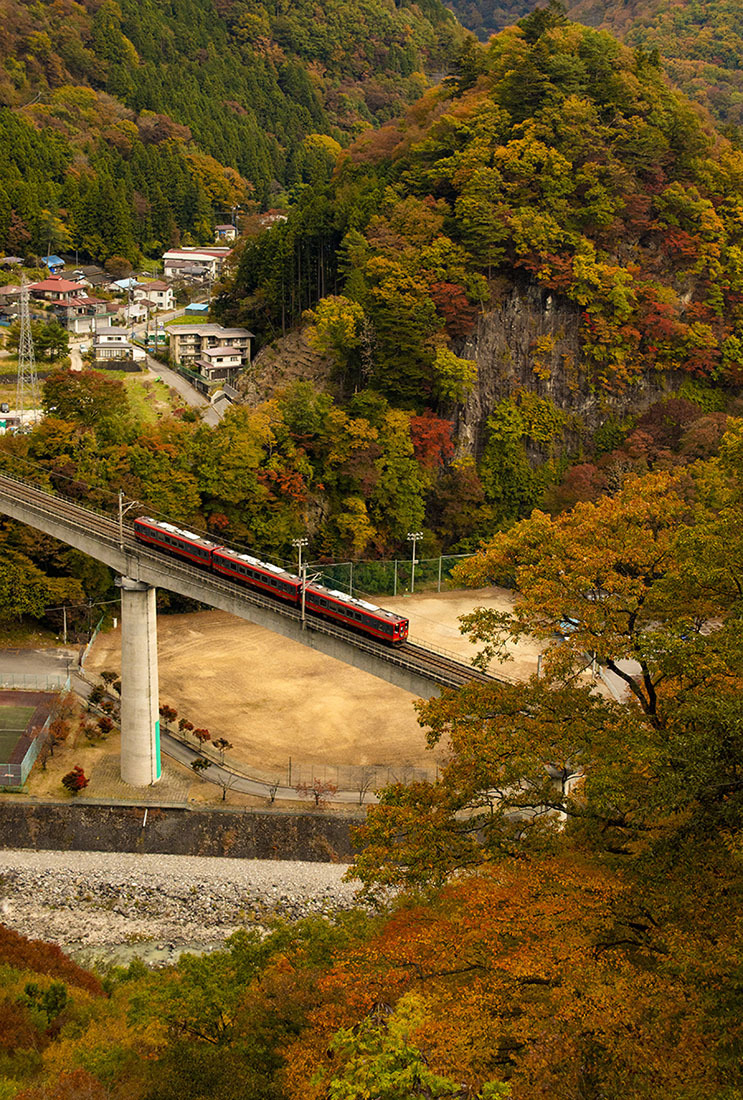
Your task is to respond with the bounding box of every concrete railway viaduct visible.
[0,474,493,788]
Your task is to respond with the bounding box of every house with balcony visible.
[134,280,174,311]
[169,323,253,370]
[52,294,109,335]
[195,345,242,383]
[162,247,232,280]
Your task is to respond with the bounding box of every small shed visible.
[185,301,210,316]
[42,255,65,273]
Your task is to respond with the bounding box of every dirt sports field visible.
[88,588,542,776]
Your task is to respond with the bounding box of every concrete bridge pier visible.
[115,576,161,786]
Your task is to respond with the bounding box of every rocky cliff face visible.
[456,280,678,458]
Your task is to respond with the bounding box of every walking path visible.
[160,730,377,805]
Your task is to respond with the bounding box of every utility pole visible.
[407,531,423,594]
[15,277,40,428]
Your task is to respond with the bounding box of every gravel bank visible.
[0,849,360,966]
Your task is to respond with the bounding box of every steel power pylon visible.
[15,276,40,428]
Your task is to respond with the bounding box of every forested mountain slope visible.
[447,0,743,130]
[224,8,743,407]
[0,0,463,261]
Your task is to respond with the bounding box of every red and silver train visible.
[133,516,409,645]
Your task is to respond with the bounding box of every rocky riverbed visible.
[0,849,360,968]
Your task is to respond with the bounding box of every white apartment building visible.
[162,247,232,280]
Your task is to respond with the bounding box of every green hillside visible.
[446,0,743,130]
[0,0,464,262]
[224,6,743,401]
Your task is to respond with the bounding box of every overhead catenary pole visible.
[118,490,139,551]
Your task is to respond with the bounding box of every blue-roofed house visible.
[113,277,140,292]
[185,301,210,316]
[42,255,65,273]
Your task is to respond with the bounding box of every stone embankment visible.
[0,849,360,967]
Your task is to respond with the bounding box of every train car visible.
[304,582,409,644]
[212,546,301,604]
[133,516,409,644]
[133,516,221,567]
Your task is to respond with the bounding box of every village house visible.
[73,265,113,290]
[0,284,21,326]
[41,255,65,274]
[196,344,242,383]
[214,224,237,242]
[163,259,206,282]
[92,325,145,364]
[28,275,81,303]
[133,280,174,311]
[169,323,253,370]
[51,294,109,335]
[162,247,232,280]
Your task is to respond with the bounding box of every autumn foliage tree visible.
[61,765,88,795]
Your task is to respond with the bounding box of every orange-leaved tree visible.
[283,857,726,1100]
[454,462,741,727]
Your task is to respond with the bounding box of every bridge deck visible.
[0,473,499,697]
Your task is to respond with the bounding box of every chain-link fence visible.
[0,673,71,691]
[177,729,440,805]
[307,554,473,599]
[0,727,49,789]
[283,759,438,801]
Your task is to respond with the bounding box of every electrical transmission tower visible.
[15,276,40,428]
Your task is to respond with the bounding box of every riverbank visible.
[0,848,359,969]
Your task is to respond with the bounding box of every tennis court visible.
[0,705,36,759]
[0,691,57,787]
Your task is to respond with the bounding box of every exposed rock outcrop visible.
[457,281,679,457]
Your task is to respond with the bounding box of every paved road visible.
[68,306,231,426]
[0,647,77,679]
[0,646,91,699]
[144,356,208,410]
[598,658,641,703]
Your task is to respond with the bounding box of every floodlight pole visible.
[292,536,308,574]
[407,531,423,594]
[292,537,309,627]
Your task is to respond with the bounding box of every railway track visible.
[0,472,498,690]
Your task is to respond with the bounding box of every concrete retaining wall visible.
[0,801,363,862]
